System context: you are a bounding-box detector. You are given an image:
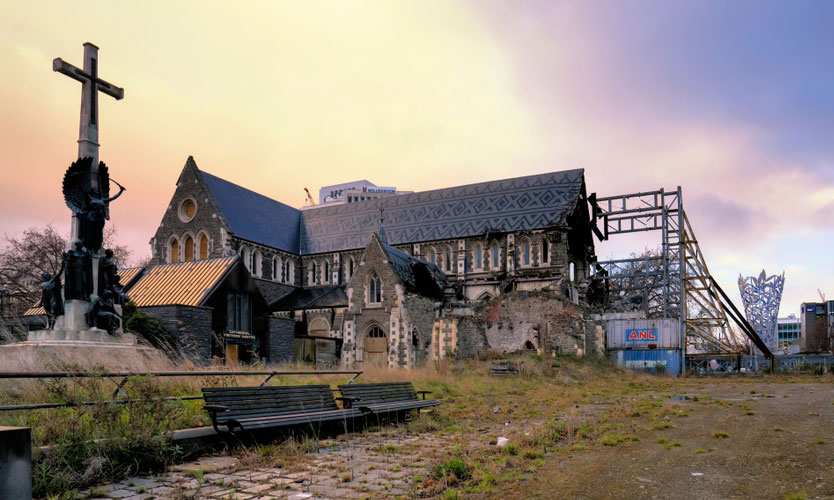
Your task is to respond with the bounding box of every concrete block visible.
[0,426,31,500]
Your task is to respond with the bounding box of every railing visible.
[0,369,363,412]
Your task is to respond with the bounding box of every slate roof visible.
[195,164,585,256]
[300,169,585,254]
[380,238,446,298]
[271,285,348,311]
[201,171,301,253]
[128,257,237,307]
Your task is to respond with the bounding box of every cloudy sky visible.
[0,1,831,315]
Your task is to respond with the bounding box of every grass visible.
[6,353,826,498]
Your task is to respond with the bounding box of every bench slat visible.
[202,384,357,433]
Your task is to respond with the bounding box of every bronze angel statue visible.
[62,157,126,252]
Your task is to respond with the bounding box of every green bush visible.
[123,301,177,354]
[434,457,471,482]
[30,376,184,496]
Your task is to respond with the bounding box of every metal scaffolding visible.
[590,187,763,360]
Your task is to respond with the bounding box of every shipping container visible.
[610,349,681,376]
[606,318,681,349]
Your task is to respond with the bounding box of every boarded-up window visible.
[184,236,194,262]
[170,239,179,264]
[199,234,209,260]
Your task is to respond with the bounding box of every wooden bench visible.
[202,385,363,433]
[337,382,439,416]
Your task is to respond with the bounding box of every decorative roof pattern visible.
[201,171,301,253]
[128,257,236,307]
[300,169,585,254]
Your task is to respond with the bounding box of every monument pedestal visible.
[30,299,133,344]
[0,427,31,500]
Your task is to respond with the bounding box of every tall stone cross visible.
[53,43,124,250]
[53,42,124,165]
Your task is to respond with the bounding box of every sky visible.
[0,0,831,316]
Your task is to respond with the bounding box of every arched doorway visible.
[364,326,387,367]
[308,317,330,338]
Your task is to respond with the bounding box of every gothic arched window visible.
[170,238,180,264]
[473,244,483,270]
[199,233,209,260]
[444,247,453,272]
[520,238,531,267]
[241,246,250,271]
[369,273,382,304]
[183,235,194,262]
[253,250,262,277]
[491,243,500,270]
[427,248,436,266]
[323,260,330,283]
[541,238,550,265]
[346,257,355,281]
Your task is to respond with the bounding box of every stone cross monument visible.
[53,42,124,249]
[29,43,131,341]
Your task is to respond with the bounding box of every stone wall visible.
[457,316,488,359]
[403,293,439,365]
[470,290,602,356]
[430,318,458,359]
[266,316,295,364]
[140,305,213,363]
[149,158,230,265]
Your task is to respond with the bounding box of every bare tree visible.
[0,224,134,315]
[0,225,65,315]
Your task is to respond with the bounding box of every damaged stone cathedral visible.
[141,157,603,368]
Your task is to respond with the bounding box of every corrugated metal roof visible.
[22,266,146,316]
[23,306,46,316]
[128,257,236,307]
[118,266,144,289]
[201,171,301,253]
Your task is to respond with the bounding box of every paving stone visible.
[106,490,135,499]
[243,482,276,494]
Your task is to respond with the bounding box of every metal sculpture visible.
[62,157,126,253]
[738,270,785,352]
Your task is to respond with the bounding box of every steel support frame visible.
[593,187,743,357]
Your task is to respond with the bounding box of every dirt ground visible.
[494,379,834,500]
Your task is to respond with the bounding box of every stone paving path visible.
[78,433,452,500]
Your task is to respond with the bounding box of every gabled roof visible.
[378,235,446,298]
[271,285,348,311]
[128,257,237,307]
[300,169,586,254]
[201,171,301,253]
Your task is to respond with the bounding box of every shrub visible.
[434,457,471,483]
[123,301,178,355]
[30,376,184,496]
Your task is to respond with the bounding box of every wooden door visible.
[365,336,387,367]
[225,344,239,366]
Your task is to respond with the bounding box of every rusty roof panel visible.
[128,257,236,307]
